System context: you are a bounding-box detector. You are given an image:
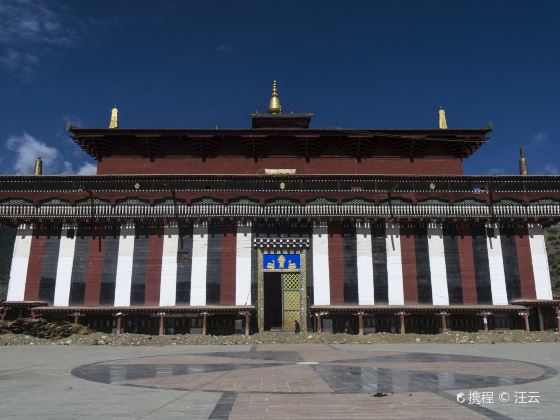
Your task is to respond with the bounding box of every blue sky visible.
[0,0,559,176]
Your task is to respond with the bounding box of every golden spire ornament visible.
[109,105,118,128]
[33,157,42,176]
[268,80,282,114]
[519,146,528,176]
[438,106,448,129]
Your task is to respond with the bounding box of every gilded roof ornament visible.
[438,106,448,129]
[519,146,528,176]
[268,80,282,114]
[109,105,118,129]
[34,157,42,176]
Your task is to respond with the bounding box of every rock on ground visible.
[1,322,560,346]
[0,318,94,340]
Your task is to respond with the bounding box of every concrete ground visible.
[0,343,558,419]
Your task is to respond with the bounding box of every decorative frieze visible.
[0,202,558,220]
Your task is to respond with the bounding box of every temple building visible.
[1,82,559,336]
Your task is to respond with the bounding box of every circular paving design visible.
[72,347,556,395]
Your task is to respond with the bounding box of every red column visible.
[400,225,418,304]
[220,223,237,305]
[399,313,406,334]
[84,230,105,306]
[524,311,531,332]
[202,313,207,336]
[24,227,46,301]
[145,225,164,306]
[514,224,537,299]
[441,313,448,331]
[358,313,364,336]
[328,222,344,304]
[158,314,165,336]
[457,225,477,304]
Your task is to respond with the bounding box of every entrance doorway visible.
[264,273,282,330]
[263,272,301,331]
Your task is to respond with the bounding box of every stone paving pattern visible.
[0,344,559,419]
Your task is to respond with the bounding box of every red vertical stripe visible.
[328,222,344,305]
[24,227,46,301]
[220,224,237,305]
[515,224,537,300]
[400,224,418,304]
[84,230,105,306]
[456,225,477,304]
[145,225,164,306]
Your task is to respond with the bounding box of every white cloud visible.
[76,162,96,175]
[543,164,558,174]
[5,132,96,175]
[532,132,549,144]
[0,1,76,45]
[487,168,506,175]
[6,132,62,174]
[0,0,79,80]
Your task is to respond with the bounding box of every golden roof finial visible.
[268,80,282,114]
[519,146,528,176]
[109,105,118,129]
[438,106,448,129]
[34,157,42,176]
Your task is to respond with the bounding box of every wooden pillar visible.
[317,313,322,333]
[358,313,364,336]
[524,311,530,333]
[115,315,122,336]
[399,313,406,335]
[202,313,208,336]
[158,314,165,336]
[244,313,250,337]
[31,309,37,320]
[0,308,6,321]
[556,307,560,332]
[73,313,80,325]
[440,313,447,331]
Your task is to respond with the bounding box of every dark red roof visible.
[69,127,491,161]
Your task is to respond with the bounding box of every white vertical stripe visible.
[53,225,77,307]
[235,222,252,306]
[113,224,135,307]
[312,223,330,305]
[6,224,33,302]
[190,223,208,306]
[386,223,404,305]
[356,222,374,305]
[427,223,449,305]
[528,224,553,300]
[486,224,508,305]
[159,224,178,306]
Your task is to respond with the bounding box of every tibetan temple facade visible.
[1,84,559,336]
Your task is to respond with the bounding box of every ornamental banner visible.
[263,254,300,270]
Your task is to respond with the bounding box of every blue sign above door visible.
[263,254,301,270]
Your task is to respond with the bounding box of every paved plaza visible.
[0,343,558,419]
